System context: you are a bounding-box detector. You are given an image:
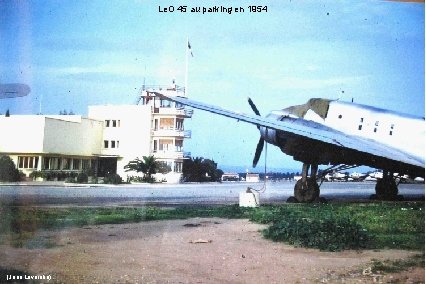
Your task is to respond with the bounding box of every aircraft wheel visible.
[294,178,320,203]
[375,178,399,200]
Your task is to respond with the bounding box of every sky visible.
[0,0,424,173]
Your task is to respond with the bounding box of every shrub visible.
[0,156,21,182]
[104,173,122,184]
[29,171,42,180]
[76,172,88,183]
[64,177,75,183]
[262,215,371,251]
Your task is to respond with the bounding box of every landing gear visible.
[371,171,403,201]
[288,163,322,203]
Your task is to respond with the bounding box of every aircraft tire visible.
[375,177,399,200]
[294,178,320,203]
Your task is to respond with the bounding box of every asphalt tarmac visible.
[0,181,424,207]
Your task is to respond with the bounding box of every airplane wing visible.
[0,84,31,99]
[153,92,424,176]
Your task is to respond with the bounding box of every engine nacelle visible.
[260,110,299,146]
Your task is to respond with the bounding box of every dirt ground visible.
[0,218,424,283]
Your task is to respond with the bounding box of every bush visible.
[76,172,88,183]
[262,215,371,251]
[29,171,42,180]
[0,156,21,182]
[104,173,122,184]
[64,177,75,183]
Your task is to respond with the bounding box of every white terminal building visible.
[0,84,192,183]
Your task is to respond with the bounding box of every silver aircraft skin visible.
[152,91,424,202]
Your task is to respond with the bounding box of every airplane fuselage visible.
[261,99,424,174]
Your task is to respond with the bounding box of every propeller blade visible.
[252,137,265,168]
[248,97,261,116]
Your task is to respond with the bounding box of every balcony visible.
[152,150,185,159]
[152,129,191,138]
[184,109,193,118]
[152,106,193,118]
[183,130,191,138]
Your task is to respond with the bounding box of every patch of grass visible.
[0,202,423,251]
[371,253,425,273]
[262,215,370,251]
[252,202,424,251]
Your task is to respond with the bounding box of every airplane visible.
[0,83,31,99]
[349,172,367,181]
[150,91,425,202]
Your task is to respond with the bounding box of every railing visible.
[184,130,191,138]
[156,108,186,116]
[184,109,193,118]
[140,85,185,92]
[152,151,184,159]
[152,129,187,137]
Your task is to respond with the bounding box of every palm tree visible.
[124,156,158,182]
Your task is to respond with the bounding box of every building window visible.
[105,120,110,127]
[62,158,71,170]
[160,118,174,130]
[82,160,90,170]
[111,141,116,148]
[51,158,60,170]
[374,128,377,133]
[176,119,184,130]
[112,120,117,127]
[43,157,50,170]
[104,140,109,148]
[338,114,342,119]
[73,159,81,170]
[159,139,173,151]
[175,140,183,152]
[18,156,39,169]
[358,125,362,130]
[42,157,59,170]
[116,141,119,148]
[360,118,364,123]
[174,162,183,173]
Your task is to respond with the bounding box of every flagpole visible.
[185,37,189,96]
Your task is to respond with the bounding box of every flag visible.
[188,41,194,57]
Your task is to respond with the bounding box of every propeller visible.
[248,97,261,117]
[253,137,264,168]
[248,97,265,168]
